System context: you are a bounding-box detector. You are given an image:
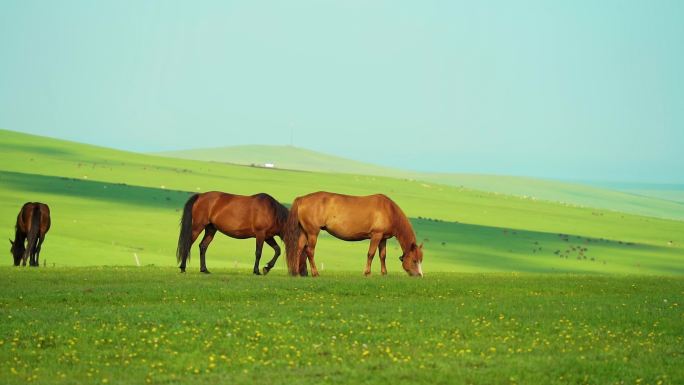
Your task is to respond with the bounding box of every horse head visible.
[399,242,423,277]
[9,239,21,266]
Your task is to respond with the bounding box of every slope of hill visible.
[158,145,684,220]
[1,128,683,274]
[583,181,684,204]
[158,145,399,175]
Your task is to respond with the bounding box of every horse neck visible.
[393,212,416,253]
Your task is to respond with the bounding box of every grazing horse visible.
[283,191,424,277]
[176,191,289,274]
[10,202,51,267]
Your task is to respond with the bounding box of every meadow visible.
[1,268,682,385]
[1,128,683,384]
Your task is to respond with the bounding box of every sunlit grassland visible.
[0,268,682,385]
[158,144,684,220]
[1,129,683,274]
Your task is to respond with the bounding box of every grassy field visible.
[1,129,683,384]
[159,144,684,220]
[1,129,683,274]
[0,268,682,385]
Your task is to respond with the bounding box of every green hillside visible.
[1,128,683,274]
[158,145,684,220]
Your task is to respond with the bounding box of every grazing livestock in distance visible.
[176,191,288,275]
[283,191,424,277]
[10,202,51,267]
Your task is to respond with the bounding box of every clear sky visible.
[1,1,682,182]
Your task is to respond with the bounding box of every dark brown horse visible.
[176,191,289,274]
[283,192,423,277]
[10,202,51,267]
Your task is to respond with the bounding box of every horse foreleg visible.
[364,234,383,276]
[253,236,265,275]
[305,234,320,277]
[378,239,387,275]
[262,238,280,275]
[198,225,216,274]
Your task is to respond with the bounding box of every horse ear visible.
[419,243,423,250]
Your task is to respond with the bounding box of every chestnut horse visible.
[283,192,423,277]
[176,191,288,274]
[10,202,51,267]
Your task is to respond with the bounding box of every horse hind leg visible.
[262,237,280,275]
[295,231,308,276]
[22,239,30,267]
[30,236,40,267]
[198,225,216,274]
[305,234,320,277]
[35,235,45,267]
[253,236,265,275]
[180,225,204,273]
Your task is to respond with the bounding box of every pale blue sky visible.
[1,1,682,182]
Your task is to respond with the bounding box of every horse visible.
[283,191,424,277]
[176,191,289,275]
[10,202,51,267]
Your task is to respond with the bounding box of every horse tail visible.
[26,205,41,264]
[176,194,199,264]
[283,197,302,276]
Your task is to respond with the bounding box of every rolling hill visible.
[1,128,683,274]
[158,145,684,220]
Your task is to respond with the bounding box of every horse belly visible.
[217,228,254,239]
[323,224,371,242]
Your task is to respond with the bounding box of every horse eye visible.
[399,255,404,262]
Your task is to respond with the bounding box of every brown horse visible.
[176,191,288,274]
[283,191,423,277]
[10,202,51,267]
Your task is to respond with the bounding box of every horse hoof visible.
[253,270,261,276]
[262,267,270,275]
[200,269,211,274]
[179,269,186,273]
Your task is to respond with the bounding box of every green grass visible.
[1,130,683,384]
[1,128,683,274]
[0,268,682,385]
[157,143,684,220]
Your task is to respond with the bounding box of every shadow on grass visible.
[0,142,76,157]
[0,170,193,210]
[2,170,679,274]
[409,217,679,273]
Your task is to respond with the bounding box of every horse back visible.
[195,191,285,237]
[17,202,50,235]
[297,192,397,237]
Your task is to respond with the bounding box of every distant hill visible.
[582,181,684,204]
[158,145,684,221]
[157,145,399,176]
